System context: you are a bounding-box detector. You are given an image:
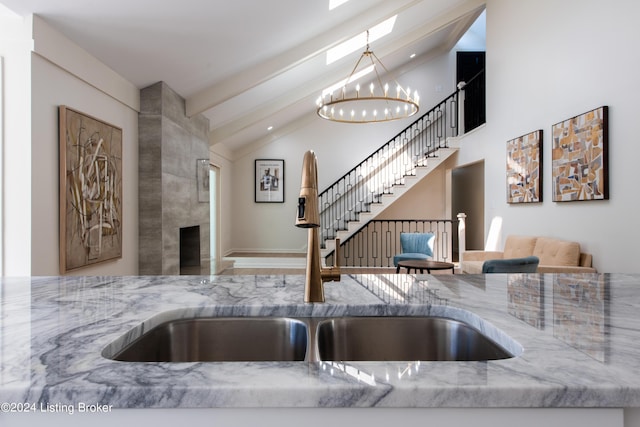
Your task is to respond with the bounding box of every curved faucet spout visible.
[295,150,340,303]
[299,150,318,192]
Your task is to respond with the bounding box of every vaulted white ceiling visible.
[0,0,485,154]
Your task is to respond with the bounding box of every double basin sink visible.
[105,315,520,363]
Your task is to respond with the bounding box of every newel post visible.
[457,81,466,136]
[457,212,467,264]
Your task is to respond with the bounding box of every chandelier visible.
[316,32,419,124]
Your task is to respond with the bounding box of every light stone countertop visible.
[1,273,639,408]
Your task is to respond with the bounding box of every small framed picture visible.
[255,159,284,203]
[506,129,543,203]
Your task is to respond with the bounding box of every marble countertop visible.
[1,273,639,409]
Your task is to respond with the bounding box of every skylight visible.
[321,65,374,98]
[329,0,350,10]
[326,15,397,65]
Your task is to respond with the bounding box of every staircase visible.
[319,89,461,257]
[321,144,459,256]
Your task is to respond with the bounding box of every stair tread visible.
[321,145,459,249]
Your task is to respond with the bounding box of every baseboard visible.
[223,255,306,269]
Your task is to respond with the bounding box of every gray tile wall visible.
[139,82,210,274]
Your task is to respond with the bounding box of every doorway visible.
[209,164,220,274]
[452,161,485,260]
[456,51,485,133]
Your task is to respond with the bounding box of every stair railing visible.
[319,90,459,245]
[326,219,455,267]
[318,70,485,250]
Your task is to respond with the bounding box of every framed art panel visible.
[506,129,542,203]
[196,159,209,203]
[255,159,284,203]
[59,106,123,273]
[552,106,609,202]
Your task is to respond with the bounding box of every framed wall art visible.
[551,106,609,202]
[59,106,123,273]
[506,129,542,203]
[255,159,284,203]
[196,159,209,203]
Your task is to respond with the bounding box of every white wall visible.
[31,55,139,275]
[1,15,33,276]
[226,52,456,254]
[456,0,640,272]
[377,156,456,221]
[29,18,139,276]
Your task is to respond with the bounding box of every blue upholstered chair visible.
[393,232,435,267]
[481,256,540,273]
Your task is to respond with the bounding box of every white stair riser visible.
[322,145,458,252]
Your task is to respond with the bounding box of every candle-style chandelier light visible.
[316,31,419,124]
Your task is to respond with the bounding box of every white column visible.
[1,16,33,276]
[457,212,467,264]
[457,81,466,136]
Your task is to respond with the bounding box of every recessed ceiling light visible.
[267,126,274,131]
[410,53,416,59]
[326,15,397,65]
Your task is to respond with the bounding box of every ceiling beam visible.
[208,0,486,145]
[185,0,423,117]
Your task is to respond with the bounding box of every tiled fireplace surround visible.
[138,82,210,275]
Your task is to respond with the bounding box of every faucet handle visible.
[322,239,341,282]
[297,197,306,220]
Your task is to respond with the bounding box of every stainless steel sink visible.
[315,317,514,361]
[105,315,517,363]
[109,317,308,362]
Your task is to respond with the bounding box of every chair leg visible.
[395,265,400,274]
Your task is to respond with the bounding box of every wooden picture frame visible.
[552,106,609,202]
[506,129,543,203]
[255,159,284,203]
[59,106,123,273]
